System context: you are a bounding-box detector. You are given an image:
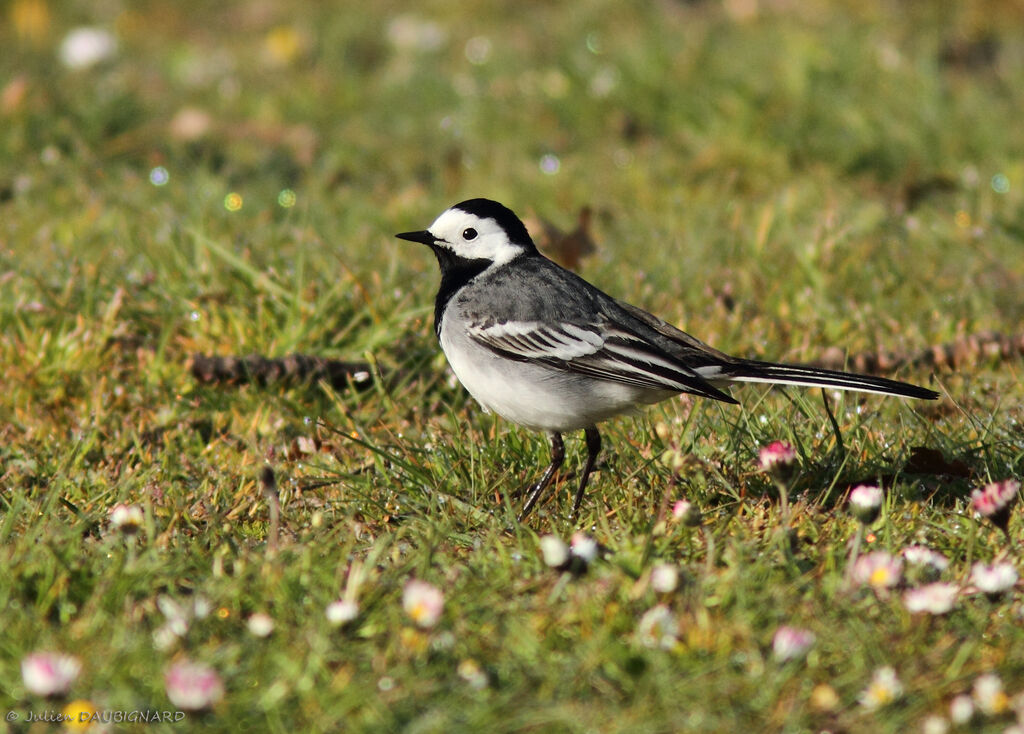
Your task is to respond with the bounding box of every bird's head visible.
[396,198,538,269]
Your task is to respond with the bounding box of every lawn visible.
[2,0,1024,732]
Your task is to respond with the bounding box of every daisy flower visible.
[859,666,903,710]
[636,605,677,650]
[969,561,1018,598]
[902,583,958,615]
[757,440,796,476]
[402,580,444,629]
[970,479,1019,533]
[164,661,223,711]
[772,626,815,662]
[851,551,903,591]
[21,652,81,697]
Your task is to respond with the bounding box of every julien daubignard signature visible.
[7,709,186,724]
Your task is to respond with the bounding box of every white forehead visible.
[428,208,503,239]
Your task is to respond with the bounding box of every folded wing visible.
[468,318,738,403]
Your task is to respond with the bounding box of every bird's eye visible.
[462,228,478,241]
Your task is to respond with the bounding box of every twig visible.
[189,353,376,390]
[260,466,280,553]
[813,330,1024,375]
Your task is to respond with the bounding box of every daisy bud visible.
[949,694,974,724]
[848,485,883,525]
[757,440,796,478]
[109,503,143,534]
[539,535,570,568]
[772,626,815,662]
[247,612,274,638]
[569,532,599,564]
[671,499,702,527]
[326,599,359,627]
[650,563,679,593]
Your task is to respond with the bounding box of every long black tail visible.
[718,359,939,400]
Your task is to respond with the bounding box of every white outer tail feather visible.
[698,361,938,400]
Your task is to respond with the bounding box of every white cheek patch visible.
[427,209,527,264]
[434,233,524,265]
[484,239,526,266]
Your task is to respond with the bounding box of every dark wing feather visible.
[467,319,738,403]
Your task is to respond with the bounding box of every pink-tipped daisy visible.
[970,479,1019,533]
[902,582,959,615]
[851,551,903,591]
[772,626,815,662]
[21,652,81,697]
[164,660,224,711]
[757,440,797,476]
[569,532,599,564]
[969,561,1018,599]
[902,546,950,572]
[671,499,702,527]
[849,485,884,525]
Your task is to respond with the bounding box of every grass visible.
[2,0,1024,731]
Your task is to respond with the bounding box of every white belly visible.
[439,322,674,432]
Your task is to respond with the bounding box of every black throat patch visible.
[432,248,491,339]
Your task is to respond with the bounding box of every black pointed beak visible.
[395,230,439,247]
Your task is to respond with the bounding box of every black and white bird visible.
[397,199,939,522]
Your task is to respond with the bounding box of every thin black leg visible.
[518,432,565,522]
[570,427,601,519]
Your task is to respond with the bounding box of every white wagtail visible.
[397,198,939,521]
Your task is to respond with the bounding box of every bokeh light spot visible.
[277,189,296,208]
[540,154,560,175]
[991,173,1010,194]
[224,192,243,212]
[149,166,169,186]
[464,36,491,65]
